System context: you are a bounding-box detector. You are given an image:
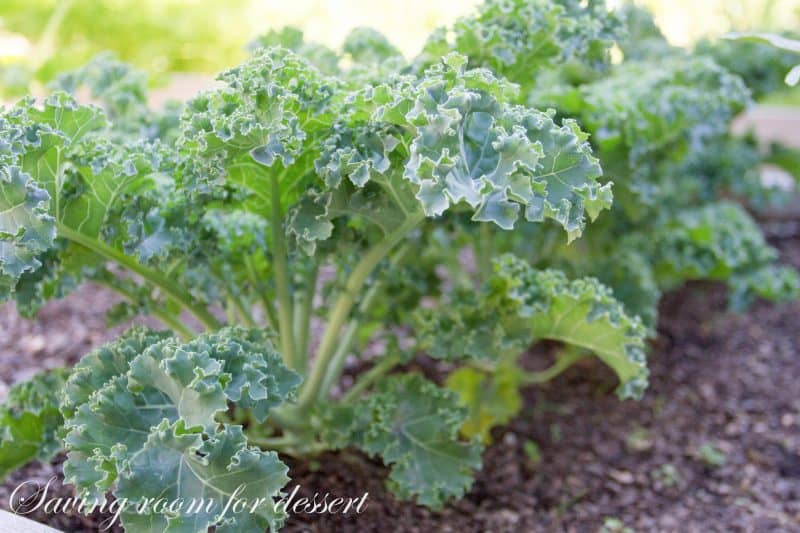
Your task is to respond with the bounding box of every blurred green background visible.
[1,0,798,102]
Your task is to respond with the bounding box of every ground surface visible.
[1,219,799,532]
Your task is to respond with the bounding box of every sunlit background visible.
[0,0,798,101]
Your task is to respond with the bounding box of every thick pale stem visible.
[225,297,237,324]
[317,243,410,400]
[271,174,297,370]
[94,277,194,339]
[295,265,318,374]
[342,354,402,404]
[316,289,373,400]
[520,349,587,385]
[227,285,257,327]
[297,212,424,409]
[58,223,221,330]
[244,255,278,331]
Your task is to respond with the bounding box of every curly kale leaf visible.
[0,165,56,300]
[361,375,482,508]
[179,47,336,212]
[343,27,403,65]
[419,0,622,87]
[645,201,800,308]
[696,35,800,99]
[723,32,800,88]
[539,56,750,218]
[445,364,522,444]
[323,374,482,509]
[583,245,662,332]
[52,53,151,135]
[117,420,289,533]
[616,3,673,61]
[248,27,341,75]
[295,53,611,253]
[417,253,648,399]
[729,266,800,312]
[0,93,188,315]
[61,327,300,532]
[675,134,779,209]
[202,209,268,260]
[404,56,611,237]
[0,368,69,480]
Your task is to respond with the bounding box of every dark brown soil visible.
[2,227,800,533]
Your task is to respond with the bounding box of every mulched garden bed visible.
[2,223,799,533]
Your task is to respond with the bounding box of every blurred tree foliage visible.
[0,0,250,97]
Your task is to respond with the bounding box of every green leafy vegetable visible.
[327,374,483,508]
[725,32,800,87]
[445,364,522,443]
[61,327,299,531]
[0,368,68,480]
[2,2,799,528]
[417,254,648,399]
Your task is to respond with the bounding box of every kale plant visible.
[1,1,798,531]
